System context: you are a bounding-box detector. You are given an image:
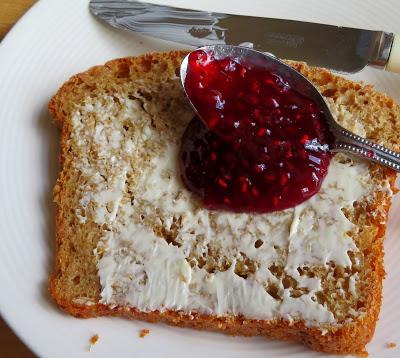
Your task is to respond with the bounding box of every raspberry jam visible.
[180,49,333,213]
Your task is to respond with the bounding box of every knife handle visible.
[387,34,400,73]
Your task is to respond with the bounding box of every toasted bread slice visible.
[48,51,399,355]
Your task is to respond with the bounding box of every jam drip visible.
[180,49,333,213]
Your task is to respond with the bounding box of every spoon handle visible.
[330,127,400,172]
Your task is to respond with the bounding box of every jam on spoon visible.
[180,48,334,213]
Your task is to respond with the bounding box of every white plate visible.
[0,0,399,357]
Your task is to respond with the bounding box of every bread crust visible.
[48,50,399,355]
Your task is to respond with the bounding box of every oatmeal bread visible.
[48,51,399,355]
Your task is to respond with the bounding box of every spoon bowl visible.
[180,45,400,172]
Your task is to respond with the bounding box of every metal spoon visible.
[180,45,400,172]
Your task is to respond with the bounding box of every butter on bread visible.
[48,51,399,355]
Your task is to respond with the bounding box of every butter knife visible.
[89,0,400,74]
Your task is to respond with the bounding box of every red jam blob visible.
[180,49,333,213]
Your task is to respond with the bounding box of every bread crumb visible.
[387,342,397,349]
[88,334,99,351]
[139,329,150,338]
[90,334,99,345]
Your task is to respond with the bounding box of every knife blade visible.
[89,0,399,74]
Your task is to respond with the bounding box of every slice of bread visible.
[48,51,399,355]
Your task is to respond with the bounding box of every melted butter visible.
[69,94,386,326]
